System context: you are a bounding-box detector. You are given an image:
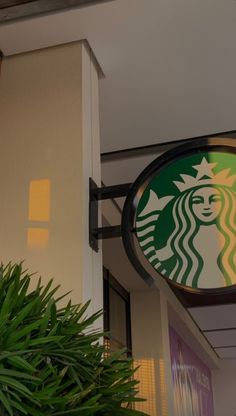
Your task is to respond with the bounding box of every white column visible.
[131,289,171,416]
[0,41,102,320]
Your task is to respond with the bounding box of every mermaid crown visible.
[173,157,236,192]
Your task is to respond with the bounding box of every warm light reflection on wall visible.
[28,179,51,249]
[27,228,49,249]
[159,359,168,416]
[28,179,51,221]
[134,358,157,416]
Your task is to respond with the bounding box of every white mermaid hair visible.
[157,186,236,287]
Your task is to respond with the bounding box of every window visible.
[103,267,132,356]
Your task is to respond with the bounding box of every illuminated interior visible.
[134,358,157,415]
[28,179,51,249]
[28,179,51,222]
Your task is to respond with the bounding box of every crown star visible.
[192,157,217,179]
[173,157,236,192]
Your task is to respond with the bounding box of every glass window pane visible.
[109,286,127,347]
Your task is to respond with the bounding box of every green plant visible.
[0,263,147,416]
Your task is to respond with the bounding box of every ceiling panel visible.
[204,329,236,348]
[188,305,236,331]
[215,347,236,359]
[102,153,159,186]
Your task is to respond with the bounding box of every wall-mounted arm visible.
[89,178,132,252]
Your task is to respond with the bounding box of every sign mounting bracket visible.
[89,178,131,252]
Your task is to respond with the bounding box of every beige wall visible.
[0,41,102,314]
[131,289,171,416]
[213,358,236,416]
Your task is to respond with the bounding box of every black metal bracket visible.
[89,178,131,252]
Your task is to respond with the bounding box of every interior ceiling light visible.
[0,0,114,24]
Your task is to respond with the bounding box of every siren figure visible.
[136,157,236,288]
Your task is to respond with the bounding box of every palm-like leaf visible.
[0,264,147,416]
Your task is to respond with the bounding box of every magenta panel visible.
[169,326,214,416]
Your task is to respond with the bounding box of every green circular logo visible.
[135,151,236,289]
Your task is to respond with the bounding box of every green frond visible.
[0,264,148,416]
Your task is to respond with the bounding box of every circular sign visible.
[121,138,236,293]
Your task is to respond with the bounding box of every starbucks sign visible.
[122,138,236,293]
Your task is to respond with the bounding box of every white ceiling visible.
[215,347,236,359]
[189,305,236,331]
[189,305,236,358]
[206,330,236,348]
[1,0,236,153]
[102,152,160,185]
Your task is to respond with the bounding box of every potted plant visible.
[0,263,147,415]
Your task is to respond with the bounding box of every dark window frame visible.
[103,267,132,356]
